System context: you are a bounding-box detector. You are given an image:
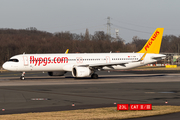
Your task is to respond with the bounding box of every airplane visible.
[2,28,166,80]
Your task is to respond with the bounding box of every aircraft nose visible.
[2,62,10,70]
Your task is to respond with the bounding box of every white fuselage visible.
[2,53,166,72]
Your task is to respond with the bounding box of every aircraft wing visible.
[65,49,69,54]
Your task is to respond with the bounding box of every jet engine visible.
[72,66,91,77]
[48,71,66,76]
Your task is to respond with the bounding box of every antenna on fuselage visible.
[23,52,25,55]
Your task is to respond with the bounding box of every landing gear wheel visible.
[91,74,98,79]
[20,76,25,80]
[20,72,25,80]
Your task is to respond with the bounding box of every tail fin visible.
[138,28,164,54]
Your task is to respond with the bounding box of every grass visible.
[132,66,180,71]
[0,106,180,120]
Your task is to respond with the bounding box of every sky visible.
[0,0,180,43]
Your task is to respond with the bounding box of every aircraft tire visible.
[91,74,98,79]
[20,76,25,80]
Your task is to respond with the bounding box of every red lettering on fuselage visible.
[145,30,160,51]
[34,57,38,66]
[30,56,68,66]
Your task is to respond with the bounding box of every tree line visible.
[0,28,179,66]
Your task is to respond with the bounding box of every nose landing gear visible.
[20,72,25,80]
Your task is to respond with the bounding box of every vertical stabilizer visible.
[138,28,164,54]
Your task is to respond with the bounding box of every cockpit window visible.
[8,59,19,62]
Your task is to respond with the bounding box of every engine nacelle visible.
[72,66,91,77]
[48,71,66,76]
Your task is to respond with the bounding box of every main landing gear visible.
[20,72,25,80]
[91,73,98,79]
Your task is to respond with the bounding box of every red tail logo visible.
[145,31,160,51]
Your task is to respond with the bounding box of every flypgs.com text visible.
[145,30,160,51]
[30,56,68,66]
